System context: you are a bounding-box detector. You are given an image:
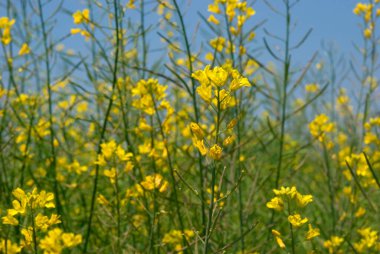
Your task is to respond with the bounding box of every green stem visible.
[83,0,121,252]
[37,0,63,222]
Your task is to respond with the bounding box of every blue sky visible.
[64,0,362,66]
[1,0,363,68]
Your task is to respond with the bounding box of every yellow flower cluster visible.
[71,9,91,40]
[353,2,380,39]
[353,227,380,253]
[309,114,335,142]
[2,188,55,226]
[126,174,169,200]
[266,186,319,250]
[0,16,15,45]
[39,228,82,254]
[192,64,251,106]
[267,186,313,211]
[72,9,90,24]
[189,65,250,161]
[323,235,344,254]
[1,188,82,253]
[206,185,225,207]
[162,229,194,254]
[95,139,134,183]
[207,0,256,36]
[132,78,173,115]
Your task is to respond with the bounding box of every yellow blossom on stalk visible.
[132,78,169,115]
[72,9,90,24]
[355,207,366,218]
[0,17,15,45]
[126,0,136,9]
[206,185,225,207]
[210,37,226,52]
[190,122,204,139]
[207,66,228,87]
[223,135,235,146]
[364,27,372,39]
[353,227,379,252]
[305,83,319,93]
[273,186,298,198]
[208,14,220,25]
[229,75,251,91]
[34,213,61,231]
[266,197,284,211]
[309,114,335,142]
[162,229,194,254]
[39,228,82,253]
[141,174,169,193]
[21,227,34,247]
[2,211,19,225]
[196,85,213,103]
[104,168,117,184]
[100,140,117,160]
[19,43,31,55]
[97,194,109,206]
[271,230,286,249]
[324,236,344,253]
[209,144,223,160]
[288,214,308,228]
[208,2,221,14]
[305,224,320,240]
[70,28,91,41]
[295,193,313,207]
[213,89,233,109]
[194,139,208,156]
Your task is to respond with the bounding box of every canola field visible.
[0,0,379,253]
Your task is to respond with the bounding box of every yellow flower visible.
[104,168,117,184]
[196,85,213,103]
[271,230,286,249]
[141,174,169,193]
[194,139,208,156]
[207,66,228,87]
[295,193,313,207]
[305,83,319,93]
[273,186,298,198]
[309,114,335,142]
[209,144,222,160]
[162,229,194,254]
[39,228,82,253]
[21,227,33,247]
[190,122,204,139]
[208,3,221,14]
[355,207,366,218]
[2,211,19,225]
[207,15,220,25]
[0,17,15,45]
[305,224,320,240]
[266,197,284,211]
[229,75,251,91]
[210,37,226,52]
[288,214,308,228]
[72,9,90,24]
[126,0,136,9]
[323,236,344,254]
[19,43,31,55]
[223,135,235,146]
[364,28,372,39]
